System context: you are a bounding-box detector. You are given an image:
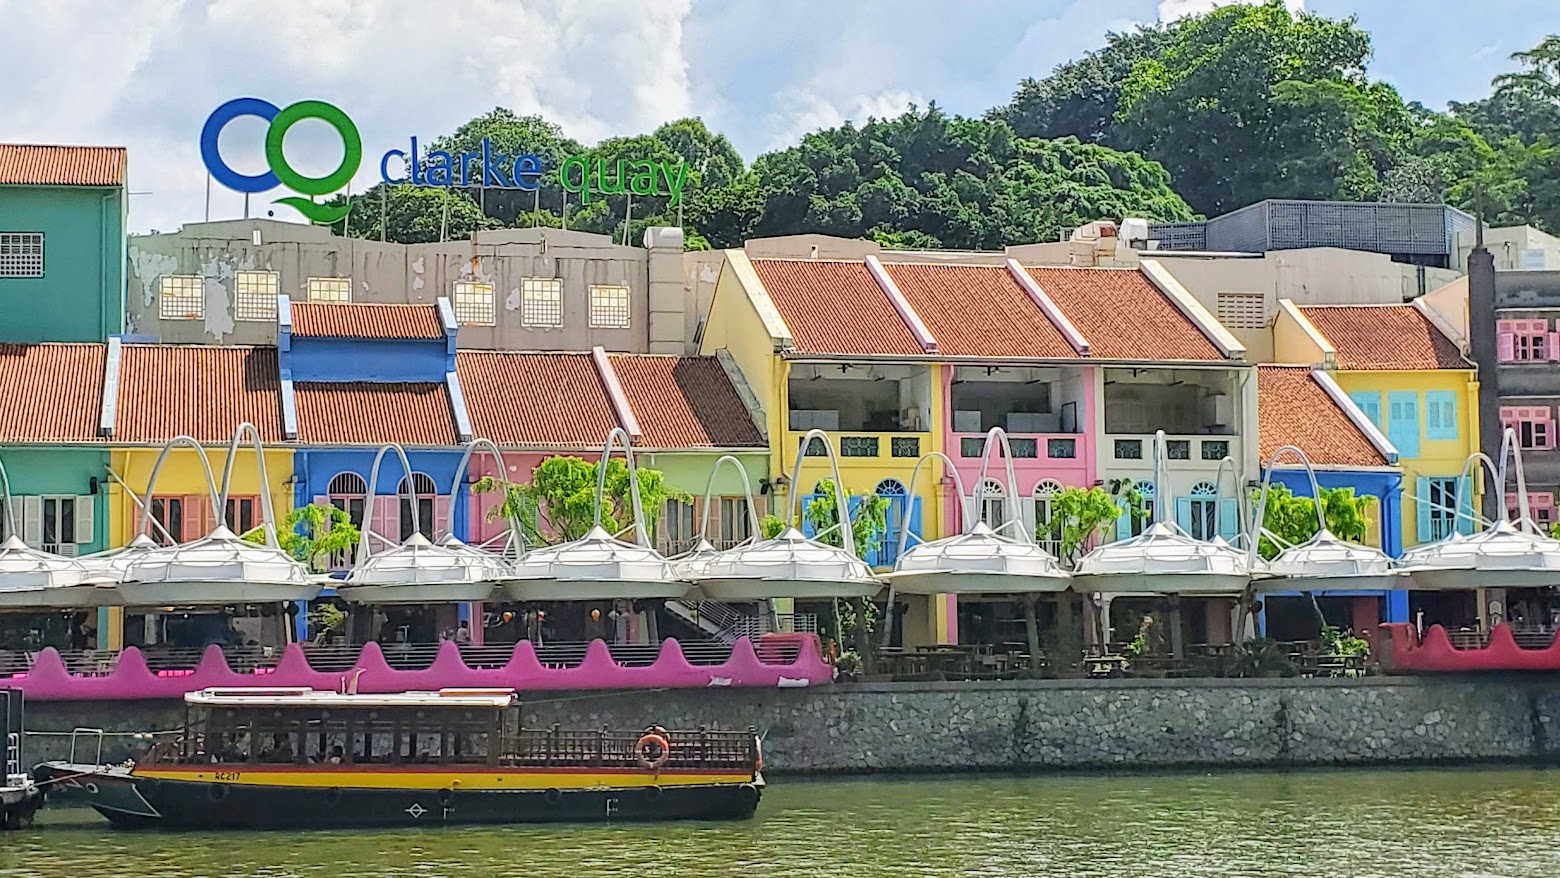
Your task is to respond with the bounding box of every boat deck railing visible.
[1446,627,1558,650]
[507,727,757,771]
[0,638,807,678]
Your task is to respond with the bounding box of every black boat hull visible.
[34,763,762,829]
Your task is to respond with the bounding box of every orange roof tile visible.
[0,144,125,186]
[293,382,456,445]
[751,260,923,356]
[291,302,445,340]
[116,346,282,443]
[457,352,620,447]
[0,343,105,442]
[881,263,1077,358]
[609,355,765,448]
[1297,305,1468,370]
[1258,366,1389,468]
[1024,267,1224,361]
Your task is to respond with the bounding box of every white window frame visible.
[18,494,93,555]
[307,277,352,303]
[234,270,279,321]
[521,277,563,327]
[0,232,44,278]
[159,275,204,320]
[588,284,632,329]
[453,280,496,326]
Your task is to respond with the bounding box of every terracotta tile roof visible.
[1297,305,1468,370]
[1024,267,1224,361]
[0,144,125,186]
[293,382,456,445]
[116,346,282,443]
[0,343,105,442]
[291,302,445,340]
[457,352,619,447]
[750,259,923,356]
[1258,366,1388,468]
[609,355,765,448]
[881,263,1077,358]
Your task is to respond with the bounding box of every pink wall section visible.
[468,452,553,546]
[940,365,1097,537]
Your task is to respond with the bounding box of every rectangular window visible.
[1386,391,1420,458]
[226,497,256,535]
[159,275,204,320]
[0,232,44,277]
[453,280,495,326]
[1497,319,1553,362]
[588,284,631,329]
[148,497,184,546]
[662,499,695,554]
[26,496,91,555]
[307,277,352,303]
[1501,405,1555,449]
[1348,391,1382,428]
[1508,492,1557,528]
[521,277,563,327]
[1424,390,1458,441]
[1426,477,1458,542]
[234,270,279,321]
[719,497,752,549]
[1215,291,1266,329]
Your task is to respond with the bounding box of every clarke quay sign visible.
[200,97,689,225]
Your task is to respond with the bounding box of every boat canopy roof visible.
[184,687,518,709]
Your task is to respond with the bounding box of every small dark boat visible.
[35,686,762,829]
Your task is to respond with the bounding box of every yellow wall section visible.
[1271,305,1331,365]
[1330,370,1480,549]
[104,446,295,649]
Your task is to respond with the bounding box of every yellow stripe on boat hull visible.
[134,767,752,790]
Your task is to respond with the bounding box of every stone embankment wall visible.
[22,676,1560,773]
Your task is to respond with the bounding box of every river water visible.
[5,768,1560,877]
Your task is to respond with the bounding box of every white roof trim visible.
[1139,259,1246,361]
[865,255,938,353]
[1311,368,1399,465]
[1277,298,1337,369]
[724,250,794,349]
[592,346,642,442]
[99,336,121,437]
[1006,259,1090,355]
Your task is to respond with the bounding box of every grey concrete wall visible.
[126,221,686,353]
[22,677,1560,775]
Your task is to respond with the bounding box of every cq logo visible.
[200,97,361,225]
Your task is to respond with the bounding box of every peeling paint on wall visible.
[505,288,521,312]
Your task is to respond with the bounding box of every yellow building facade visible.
[1274,300,1481,551]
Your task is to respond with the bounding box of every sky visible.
[3,0,1558,233]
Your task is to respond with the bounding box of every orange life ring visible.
[635,733,671,771]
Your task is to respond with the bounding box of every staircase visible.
[663,600,818,645]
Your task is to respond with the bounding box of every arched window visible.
[1187,481,1219,540]
[399,473,438,540]
[976,478,1007,529]
[875,479,907,496]
[1034,480,1064,556]
[327,472,367,530]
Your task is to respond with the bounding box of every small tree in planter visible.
[242,503,361,573]
[1252,483,1369,636]
[1035,484,1143,674]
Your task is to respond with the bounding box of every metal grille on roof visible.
[1150,200,1474,257]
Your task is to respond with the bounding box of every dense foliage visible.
[324,3,1560,246]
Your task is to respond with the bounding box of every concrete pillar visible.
[643,227,686,354]
[1467,241,1502,523]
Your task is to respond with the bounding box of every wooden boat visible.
[35,687,763,829]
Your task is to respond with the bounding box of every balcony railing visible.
[1107,434,1236,462]
[794,431,929,461]
[954,432,1079,462]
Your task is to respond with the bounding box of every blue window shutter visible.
[1217,499,1239,541]
[1425,391,1458,441]
[1415,477,1431,543]
[1175,497,1192,531]
[1455,474,1475,535]
[799,494,821,538]
[909,496,922,542]
[1116,500,1132,540]
[1388,391,1420,458]
[1349,391,1382,427]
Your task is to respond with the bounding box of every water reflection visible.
[9,768,1560,878]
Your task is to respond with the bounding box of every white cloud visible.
[766,88,923,150]
[0,0,695,232]
[1158,0,1303,20]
